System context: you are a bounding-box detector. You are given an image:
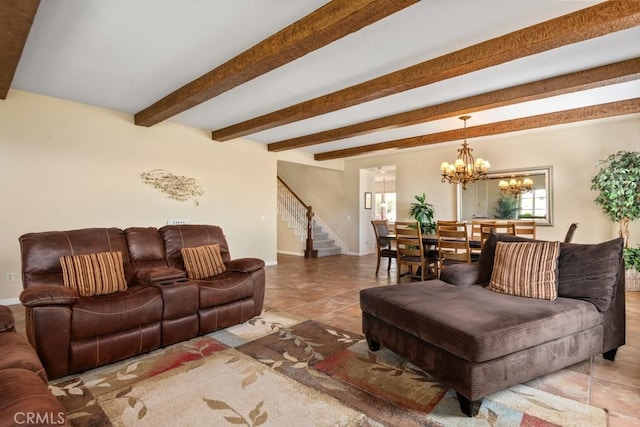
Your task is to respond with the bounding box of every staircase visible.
[277,177,343,257]
[311,223,342,257]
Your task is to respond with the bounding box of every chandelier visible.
[440,115,490,190]
[499,176,534,198]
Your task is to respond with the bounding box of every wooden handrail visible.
[277,176,307,207]
[277,176,317,258]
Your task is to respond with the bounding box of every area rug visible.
[50,309,607,426]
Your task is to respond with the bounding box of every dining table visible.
[386,234,482,249]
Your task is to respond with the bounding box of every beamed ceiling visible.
[2,0,640,161]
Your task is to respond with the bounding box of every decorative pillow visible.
[181,244,226,279]
[479,232,537,283]
[487,241,560,300]
[60,251,127,297]
[557,237,623,312]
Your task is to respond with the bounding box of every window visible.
[518,188,547,219]
[375,192,396,222]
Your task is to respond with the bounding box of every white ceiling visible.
[10,0,640,158]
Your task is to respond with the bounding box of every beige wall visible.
[0,90,278,302]
[281,116,640,254]
[3,91,639,301]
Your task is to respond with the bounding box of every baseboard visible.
[0,297,20,306]
[277,250,304,257]
[265,260,278,267]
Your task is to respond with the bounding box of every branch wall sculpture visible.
[140,169,203,205]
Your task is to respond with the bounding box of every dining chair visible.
[371,220,397,275]
[479,222,516,248]
[508,219,536,238]
[564,222,579,243]
[471,219,495,240]
[395,221,438,283]
[436,220,472,273]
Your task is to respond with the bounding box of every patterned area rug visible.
[50,309,607,426]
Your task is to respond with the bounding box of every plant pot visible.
[625,268,640,291]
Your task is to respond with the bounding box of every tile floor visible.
[264,254,640,426]
[9,253,640,425]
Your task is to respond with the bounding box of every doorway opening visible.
[374,166,396,222]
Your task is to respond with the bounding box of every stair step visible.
[316,246,341,257]
[313,239,335,249]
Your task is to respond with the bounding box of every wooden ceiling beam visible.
[314,98,640,161]
[268,58,640,151]
[212,1,640,141]
[134,0,418,127]
[0,0,40,99]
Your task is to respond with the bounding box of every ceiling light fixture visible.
[440,115,490,190]
[499,176,534,198]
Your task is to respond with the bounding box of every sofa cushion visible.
[557,237,623,311]
[71,285,163,340]
[181,244,227,279]
[160,224,231,270]
[196,271,256,308]
[487,241,560,301]
[60,251,127,296]
[360,281,602,363]
[0,333,48,382]
[0,368,66,424]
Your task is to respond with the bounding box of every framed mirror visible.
[457,166,553,226]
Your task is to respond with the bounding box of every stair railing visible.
[277,177,317,258]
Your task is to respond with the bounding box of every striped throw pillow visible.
[60,251,127,297]
[181,244,226,279]
[487,241,560,301]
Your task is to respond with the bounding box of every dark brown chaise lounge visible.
[360,233,625,416]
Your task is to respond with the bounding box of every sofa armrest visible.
[440,263,486,287]
[0,306,15,332]
[20,286,79,307]
[226,258,265,274]
[136,267,187,285]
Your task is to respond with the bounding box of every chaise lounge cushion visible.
[360,281,601,363]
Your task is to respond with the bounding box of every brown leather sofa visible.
[360,233,625,416]
[0,305,67,426]
[19,224,265,380]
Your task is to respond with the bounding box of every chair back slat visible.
[436,221,471,268]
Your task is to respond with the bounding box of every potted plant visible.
[494,195,517,219]
[591,151,640,291]
[591,150,640,248]
[408,193,436,234]
[623,246,640,291]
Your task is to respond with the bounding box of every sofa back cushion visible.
[480,232,624,311]
[557,237,623,311]
[20,228,132,289]
[124,227,167,270]
[160,225,231,270]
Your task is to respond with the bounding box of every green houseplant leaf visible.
[591,151,640,247]
[408,193,436,234]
